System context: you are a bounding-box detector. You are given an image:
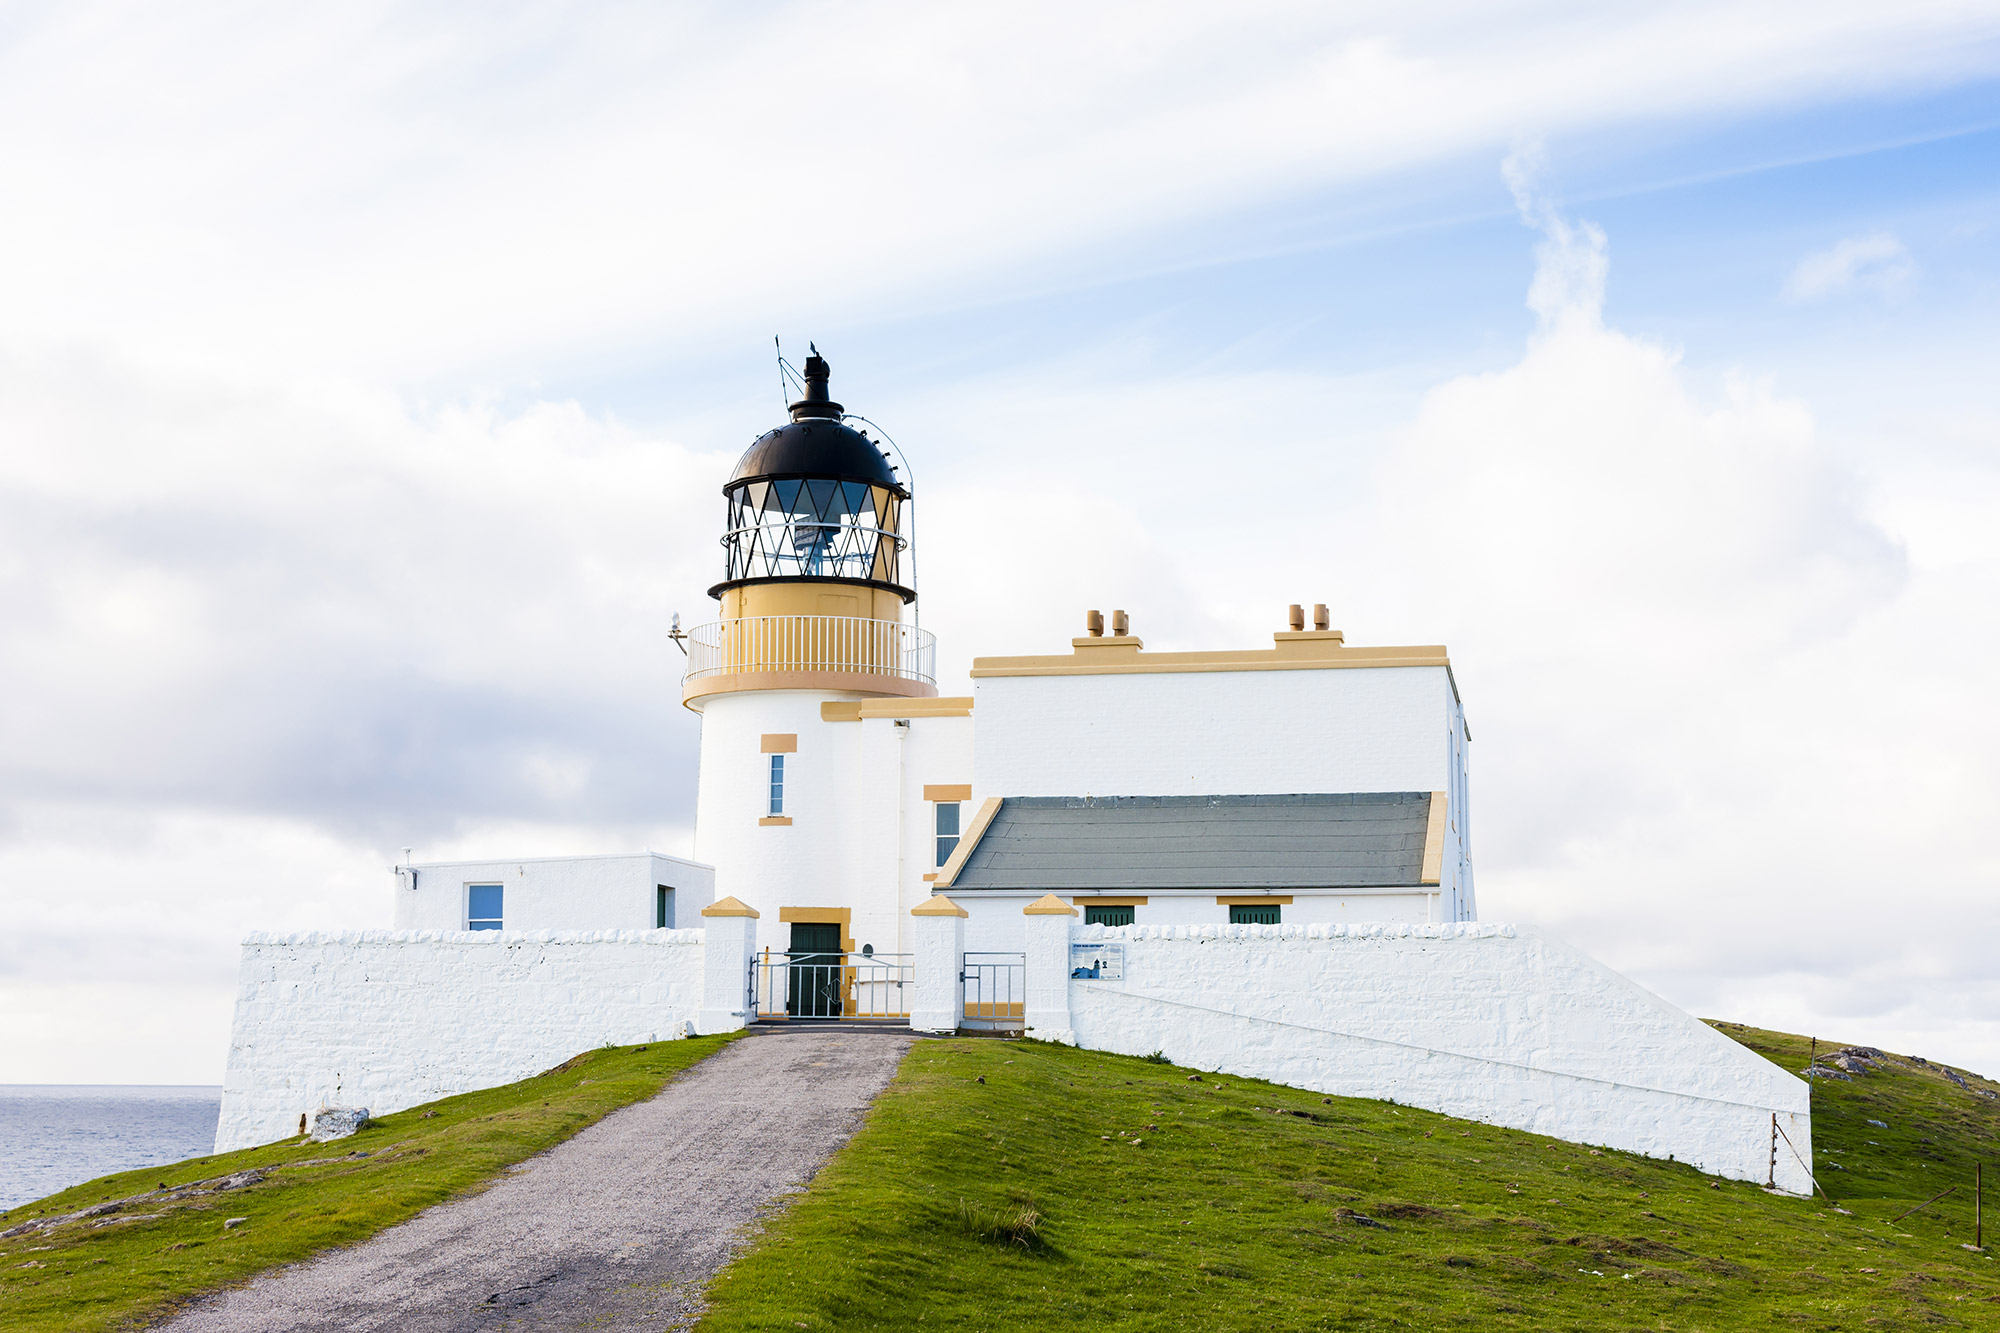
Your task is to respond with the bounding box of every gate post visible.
[1023,894,1077,1044]
[910,894,967,1033]
[698,896,759,1034]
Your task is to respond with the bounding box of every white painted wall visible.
[1042,921,1811,1191]
[692,689,973,958]
[974,666,1457,796]
[214,929,705,1152]
[953,891,1444,954]
[972,665,1473,918]
[393,854,714,932]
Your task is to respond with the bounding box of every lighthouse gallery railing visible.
[683,615,935,686]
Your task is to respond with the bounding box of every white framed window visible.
[467,883,503,931]
[768,753,785,816]
[934,801,961,866]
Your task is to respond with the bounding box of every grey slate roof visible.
[947,793,1434,892]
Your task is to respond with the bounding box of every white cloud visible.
[1784,231,1917,301]
[1348,189,2000,1073]
[1503,143,1608,330]
[0,4,1993,378]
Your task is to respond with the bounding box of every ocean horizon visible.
[0,1084,223,1212]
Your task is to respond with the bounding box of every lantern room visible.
[682,352,936,707]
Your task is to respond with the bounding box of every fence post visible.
[910,895,967,1033]
[1023,894,1078,1045]
[697,896,759,1034]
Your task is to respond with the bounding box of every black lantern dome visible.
[710,353,914,602]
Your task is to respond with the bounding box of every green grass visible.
[698,1024,2000,1331]
[0,1034,737,1333]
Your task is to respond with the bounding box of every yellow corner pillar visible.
[698,897,759,1035]
[910,895,966,1033]
[1023,896,1077,1044]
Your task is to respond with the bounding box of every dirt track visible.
[158,1025,915,1332]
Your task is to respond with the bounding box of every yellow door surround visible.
[778,905,854,955]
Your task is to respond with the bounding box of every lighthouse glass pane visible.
[467,884,503,930]
[721,480,906,587]
[768,754,785,815]
[934,801,960,866]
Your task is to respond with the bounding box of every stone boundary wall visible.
[215,929,707,1152]
[1050,921,1812,1192]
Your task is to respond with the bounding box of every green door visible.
[788,922,844,1019]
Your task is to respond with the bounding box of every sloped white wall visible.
[1052,921,1812,1192]
[214,929,706,1152]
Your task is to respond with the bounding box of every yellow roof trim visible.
[821,697,974,722]
[1420,792,1448,886]
[1023,893,1078,916]
[932,796,1002,888]
[970,632,1446,678]
[911,894,969,917]
[701,896,761,918]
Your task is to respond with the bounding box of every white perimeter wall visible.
[215,929,705,1152]
[973,665,1474,918]
[1055,921,1811,1191]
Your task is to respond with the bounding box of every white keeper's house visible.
[217,353,1811,1194]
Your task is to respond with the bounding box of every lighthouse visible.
[686,353,974,974]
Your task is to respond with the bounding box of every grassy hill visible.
[0,1035,736,1333]
[697,1024,2000,1331]
[1,1023,1993,1331]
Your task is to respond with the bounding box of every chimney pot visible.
[1313,603,1330,632]
[1111,609,1129,637]
[1288,604,1305,632]
[1086,610,1104,637]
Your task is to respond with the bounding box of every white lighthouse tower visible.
[685,353,972,970]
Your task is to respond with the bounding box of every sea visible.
[0,1086,222,1212]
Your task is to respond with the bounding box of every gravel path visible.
[158,1025,917,1332]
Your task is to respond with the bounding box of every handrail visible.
[683,615,935,685]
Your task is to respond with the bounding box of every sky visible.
[3,1,2000,1084]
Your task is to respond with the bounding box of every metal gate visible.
[746,949,913,1021]
[961,951,1025,1031]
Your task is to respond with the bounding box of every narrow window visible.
[768,754,785,815]
[1084,904,1134,928]
[656,885,673,929]
[467,884,504,930]
[934,800,961,866]
[1229,903,1280,926]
